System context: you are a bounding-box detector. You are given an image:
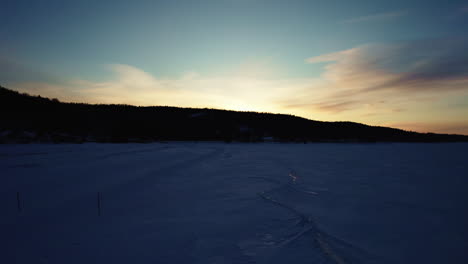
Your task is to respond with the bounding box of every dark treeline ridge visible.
[1,86,467,143]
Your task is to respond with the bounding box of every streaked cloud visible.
[285,37,468,133]
[341,10,407,24]
[300,37,468,113]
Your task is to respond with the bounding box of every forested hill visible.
[1,86,467,143]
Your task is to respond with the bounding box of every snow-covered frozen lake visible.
[1,142,467,264]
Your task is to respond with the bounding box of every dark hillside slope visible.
[1,86,467,143]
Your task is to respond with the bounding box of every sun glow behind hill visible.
[8,61,468,135]
[2,0,468,134]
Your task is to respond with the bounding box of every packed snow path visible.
[1,142,467,263]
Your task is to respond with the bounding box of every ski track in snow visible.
[249,170,379,264]
[1,142,468,264]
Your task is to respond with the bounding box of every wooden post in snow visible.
[17,192,22,213]
[97,192,102,216]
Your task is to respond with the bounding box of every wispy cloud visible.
[342,10,407,24]
[302,38,468,106]
[7,63,316,114]
[5,37,468,134]
[313,100,358,113]
[281,37,468,132]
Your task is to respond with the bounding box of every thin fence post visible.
[17,192,22,213]
[97,192,101,216]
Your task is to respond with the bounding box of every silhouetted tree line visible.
[1,86,467,143]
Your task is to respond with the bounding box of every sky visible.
[1,0,468,134]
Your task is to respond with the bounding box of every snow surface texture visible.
[1,142,467,264]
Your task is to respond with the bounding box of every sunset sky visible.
[1,0,468,134]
